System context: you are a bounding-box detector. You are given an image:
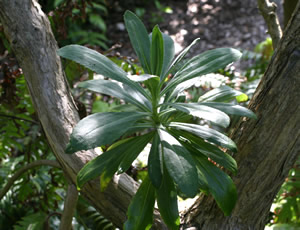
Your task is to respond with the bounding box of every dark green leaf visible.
[158,129,199,197]
[58,45,150,100]
[194,154,237,216]
[78,79,151,111]
[166,103,230,128]
[199,102,257,119]
[127,74,156,82]
[160,33,175,81]
[66,112,146,154]
[150,25,164,76]
[168,122,237,152]
[124,176,155,230]
[124,10,151,73]
[148,132,163,188]
[162,48,242,97]
[170,129,237,173]
[77,133,152,188]
[118,132,154,174]
[198,85,246,103]
[156,166,180,230]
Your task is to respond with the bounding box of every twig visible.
[257,0,283,49]
[0,159,61,200]
[59,184,78,230]
[0,113,39,124]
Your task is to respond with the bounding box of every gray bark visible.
[182,2,300,229]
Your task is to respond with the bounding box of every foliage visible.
[59,11,256,229]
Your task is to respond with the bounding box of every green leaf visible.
[194,154,237,216]
[66,112,145,154]
[170,129,237,173]
[77,133,152,188]
[118,132,154,174]
[162,48,242,96]
[148,132,163,188]
[124,176,155,230]
[160,33,175,81]
[150,25,164,76]
[199,102,257,119]
[158,129,199,197]
[198,85,246,103]
[156,166,180,230]
[124,10,151,73]
[78,79,151,111]
[58,45,150,100]
[166,103,230,128]
[127,74,156,82]
[236,93,248,103]
[165,38,200,78]
[168,122,237,152]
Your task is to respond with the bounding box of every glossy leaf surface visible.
[124,10,151,73]
[78,79,151,111]
[148,132,163,188]
[124,176,155,230]
[198,85,246,102]
[156,167,180,230]
[200,102,257,119]
[168,122,237,152]
[159,129,199,197]
[166,103,230,128]
[150,25,164,76]
[66,112,145,153]
[194,154,237,216]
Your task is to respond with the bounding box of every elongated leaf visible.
[66,112,145,153]
[127,74,156,82]
[150,25,164,76]
[161,48,242,96]
[165,38,200,77]
[118,132,154,174]
[168,122,237,152]
[156,166,180,230]
[170,129,237,173]
[77,133,152,188]
[198,85,246,102]
[166,103,230,128]
[124,176,155,230]
[58,45,150,100]
[199,102,257,119]
[194,154,237,216]
[148,132,163,188]
[78,79,151,111]
[124,10,151,73]
[160,33,175,81]
[159,129,199,197]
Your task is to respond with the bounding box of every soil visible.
[106,0,283,59]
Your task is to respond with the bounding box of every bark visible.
[0,1,168,229]
[283,0,299,27]
[182,2,300,230]
[257,0,282,49]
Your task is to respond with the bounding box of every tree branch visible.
[59,184,78,230]
[0,113,39,124]
[257,0,283,49]
[0,159,61,200]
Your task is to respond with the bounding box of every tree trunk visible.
[0,1,166,229]
[0,0,299,229]
[283,0,299,27]
[182,2,300,230]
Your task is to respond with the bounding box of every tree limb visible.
[257,0,283,49]
[0,159,61,200]
[59,184,78,230]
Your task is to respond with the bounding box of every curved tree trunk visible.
[0,1,166,229]
[0,0,299,229]
[182,2,300,229]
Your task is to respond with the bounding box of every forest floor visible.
[106,0,283,59]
